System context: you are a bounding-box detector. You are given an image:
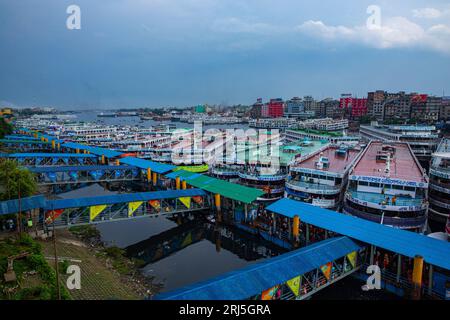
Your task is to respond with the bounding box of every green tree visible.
[0,118,13,139]
[0,159,37,200]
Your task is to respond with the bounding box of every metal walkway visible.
[155,236,364,300]
[0,189,210,228]
[28,165,141,185]
[1,153,99,166]
[0,139,53,152]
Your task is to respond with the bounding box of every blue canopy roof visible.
[267,198,450,270]
[4,135,40,140]
[28,165,137,173]
[4,153,97,158]
[45,189,206,210]
[61,142,123,158]
[155,236,362,300]
[119,157,175,174]
[0,195,46,215]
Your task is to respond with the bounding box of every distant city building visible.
[284,97,315,119]
[367,90,386,120]
[249,98,263,118]
[266,98,284,118]
[316,98,339,118]
[411,94,441,122]
[339,94,367,118]
[382,91,412,121]
[440,97,450,121]
[303,96,317,113]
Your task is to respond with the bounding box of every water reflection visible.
[125,217,286,292]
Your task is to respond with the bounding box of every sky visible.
[0,0,450,109]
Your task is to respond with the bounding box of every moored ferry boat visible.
[343,141,429,231]
[428,138,450,225]
[235,138,329,202]
[285,144,362,210]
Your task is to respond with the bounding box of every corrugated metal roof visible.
[4,135,40,140]
[0,139,51,144]
[5,153,97,158]
[0,195,46,215]
[46,189,206,210]
[28,165,137,173]
[165,170,264,204]
[119,157,175,174]
[155,236,363,300]
[267,198,450,270]
[61,142,123,158]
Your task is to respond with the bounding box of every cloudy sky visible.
[0,0,449,109]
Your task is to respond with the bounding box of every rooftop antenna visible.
[385,153,391,177]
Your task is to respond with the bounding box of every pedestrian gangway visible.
[28,165,141,185]
[1,153,99,166]
[0,189,210,228]
[155,236,365,300]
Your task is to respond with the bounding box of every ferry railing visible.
[285,180,341,193]
[359,263,446,300]
[343,205,427,228]
[429,195,450,206]
[40,197,210,229]
[429,180,450,194]
[346,191,425,207]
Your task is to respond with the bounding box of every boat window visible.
[369,182,379,188]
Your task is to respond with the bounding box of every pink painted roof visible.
[297,146,360,173]
[352,141,425,182]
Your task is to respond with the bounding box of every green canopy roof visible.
[165,170,264,204]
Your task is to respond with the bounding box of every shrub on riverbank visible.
[0,234,70,300]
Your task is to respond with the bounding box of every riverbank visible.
[37,226,161,300]
[0,233,70,300]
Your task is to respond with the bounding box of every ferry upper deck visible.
[292,145,360,174]
[351,141,426,184]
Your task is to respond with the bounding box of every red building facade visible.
[266,98,284,118]
[339,95,367,117]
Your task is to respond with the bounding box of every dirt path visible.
[37,229,144,300]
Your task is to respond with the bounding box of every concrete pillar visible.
[412,255,424,300]
[215,194,222,223]
[293,215,300,240]
[182,180,187,190]
[176,177,181,190]
[214,194,221,210]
